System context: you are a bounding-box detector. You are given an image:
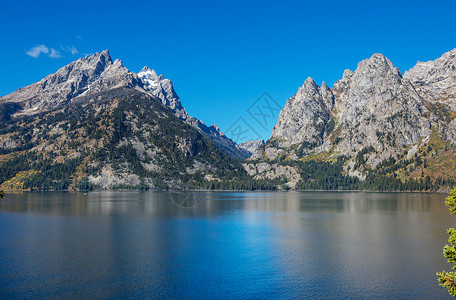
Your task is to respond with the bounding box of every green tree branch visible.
[438,187,456,297]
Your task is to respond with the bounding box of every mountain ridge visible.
[2,48,456,191]
[247,49,456,191]
[0,50,250,159]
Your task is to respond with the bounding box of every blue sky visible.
[1,0,455,142]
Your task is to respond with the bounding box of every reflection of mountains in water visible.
[0,192,448,217]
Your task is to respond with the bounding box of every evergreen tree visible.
[437,187,456,297]
[0,190,3,198]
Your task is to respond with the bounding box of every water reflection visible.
[0,191,453,298]
[0,191,448,216]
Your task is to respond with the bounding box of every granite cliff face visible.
[239,140,265,154]
[248,50,456,190]
[270,78,334,148]
[331,53,431,157]
[267,53,431,158]
[403,48,456,144]
[404,48,456,106]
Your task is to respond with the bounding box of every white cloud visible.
[26,44,79,59]
[26,45,49,58]
[49,48,62,58]
[69,46,78,55]
[61,45,79,55]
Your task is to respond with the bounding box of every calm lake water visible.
[0,191,454,299]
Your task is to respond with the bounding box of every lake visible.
[0,191,454,299]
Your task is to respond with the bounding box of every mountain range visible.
[1,50,249,159]
[1,48,456,191]
[246,48,456,191]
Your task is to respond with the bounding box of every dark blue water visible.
[0,192,453,299]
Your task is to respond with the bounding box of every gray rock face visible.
[239,140,265,154]
[242,162,301,189]
[273,53,432,157]
[251,52,444,181]
[271,77,334,147]
[137,67,188,119]
[0,50,142,113]
[404,48,456,108]
[333,53,431,155]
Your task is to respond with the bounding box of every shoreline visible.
[1,189,450,194]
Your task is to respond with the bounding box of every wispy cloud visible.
[26,45,49,58]
[49,48,62,58]
[61,45,79,55]
[26,44,79,59]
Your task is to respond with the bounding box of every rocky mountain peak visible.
[81,49,112,65]
[137,67,187,119]
[296,77,318,96]
[112,59,123,67]
[260,52,433,170]
[270,77,334,147]
[303,76,317,86]
[356,53,400,78]
[342,69,354,80]
[138,66,158,81]
[139,66,152,73]
[76,50,113,75]
[100,49,110,56]
[0,50,139,112]
[0,50,253,160]
[403,48,456,104]
[340,54,403,96]
[331,52,429,155]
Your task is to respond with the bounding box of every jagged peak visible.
[297,77,318,93]
[138,66,159,79]
[370,53,386,59]
[357,53,395,71]
[112,59,124,67]
[83,49,112,64]
[139,66,156,74]
[304,77,316,85]
[321,81,330,91]
[342,69,354,80]
[139,66,151,73]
